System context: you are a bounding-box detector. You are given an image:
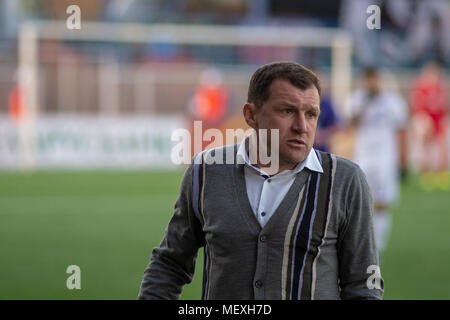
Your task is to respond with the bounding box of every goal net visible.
[7,21,352,170]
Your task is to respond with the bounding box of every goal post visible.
[17,23,39,171]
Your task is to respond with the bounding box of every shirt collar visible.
[236,135,323,176]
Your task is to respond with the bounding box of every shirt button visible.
[255,280,263,288]
[261,212,266,217]
[260,235,267,242]
[267,178,272,183]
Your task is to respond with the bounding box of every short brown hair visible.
[362,66,379,78]
[247,61,321,108]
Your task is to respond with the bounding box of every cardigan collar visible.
[236,134,323,177]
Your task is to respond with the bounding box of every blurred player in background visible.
[410,61,449,191]
[8,83,27,124]
[348,67,409,258]
[314,93,340,153]
[186,67,230,158]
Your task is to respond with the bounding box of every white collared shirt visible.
[236,136,323,228]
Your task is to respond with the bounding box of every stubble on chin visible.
[280,146,310,168]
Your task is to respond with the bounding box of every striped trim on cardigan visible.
[281,151,336,300]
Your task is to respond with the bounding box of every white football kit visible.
[349,89,408,253]
[349,89,408,205]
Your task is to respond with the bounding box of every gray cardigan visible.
[138,145,384,300]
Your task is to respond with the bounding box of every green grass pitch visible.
[0,169,449,299]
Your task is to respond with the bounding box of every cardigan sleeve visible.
[337,166,384,300]
[138,159,205,300]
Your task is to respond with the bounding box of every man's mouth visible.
[286,139,306,147]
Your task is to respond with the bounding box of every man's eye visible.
[282,109,293,114]
[307,112,317,118]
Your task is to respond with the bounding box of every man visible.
[348,67,408,256]
[139,62,383,300]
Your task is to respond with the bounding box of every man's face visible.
[364,74,381,96]
[247,79,321,169]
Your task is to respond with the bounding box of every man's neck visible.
[244,138,301,176]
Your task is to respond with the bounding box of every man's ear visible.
[243,102,258,130]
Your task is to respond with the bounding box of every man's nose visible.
[292,113,307,133]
